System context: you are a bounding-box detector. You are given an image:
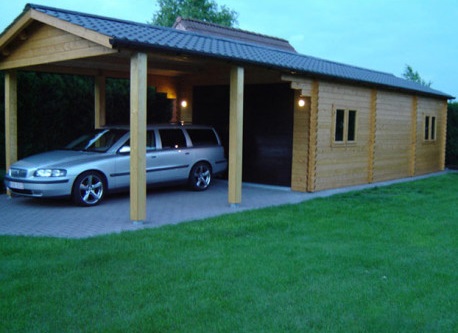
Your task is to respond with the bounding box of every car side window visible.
[146,130,156,150]
[118,131,156,153]
[187,129,219,146]
[159,129,187,149]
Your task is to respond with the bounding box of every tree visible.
[402,65,432,87]
[150,0,238,27]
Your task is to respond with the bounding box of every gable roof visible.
[172,17,297,53]
[1,3,453,99]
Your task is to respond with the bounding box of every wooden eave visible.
[0,8,116,71]
[1,7,112,49]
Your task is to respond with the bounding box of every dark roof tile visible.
[15,4,452,98]
[172,17,297,53]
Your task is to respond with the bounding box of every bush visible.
[0,72,4,173]
[446,102,458,167]
[0,72,174,165]
[0,169,4,193]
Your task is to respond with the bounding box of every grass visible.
[1,174,457,332]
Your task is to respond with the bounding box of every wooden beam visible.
[439,100,448,170]
[0,10,33,47]
[291,90,309,192]
[0,24,116,71]
[306,80,319,192]
[409,96,418,176]
[228,66,244,205]
[368,89,377,183]
[30,9,113,48]
[5,71,18,196]
[94,76,106,128]
[130,53,147,223]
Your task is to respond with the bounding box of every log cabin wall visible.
[314,82,373,191]
[415,97,446,175]
[287,77,448,192]
[372,91,413,182]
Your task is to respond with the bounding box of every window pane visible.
[65,129,127,153]
[159,129,186,149]
[335,109,345,142]
[187,129,218,146]
[425,116,430,140]
[431,117,436,140]
[146,131,156,150]
[347,110,356,141]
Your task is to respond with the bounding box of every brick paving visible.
[0,171,449,239]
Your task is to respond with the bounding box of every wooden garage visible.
[1,4,453,222]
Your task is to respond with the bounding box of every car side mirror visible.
[119,146,131,154]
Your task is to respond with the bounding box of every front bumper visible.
[4,175,72,198]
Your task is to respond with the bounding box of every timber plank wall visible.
[291,79,447,192]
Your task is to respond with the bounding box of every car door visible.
[113,130,156,189]
[147,128,193,184]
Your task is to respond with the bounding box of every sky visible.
[1,0,457,98]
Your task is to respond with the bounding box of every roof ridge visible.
[173,16,292,44]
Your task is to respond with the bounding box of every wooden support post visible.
[439,100,448,171]
[291,90,309,192]
[306,80,319,192]
[368,89,377,183]
[129,53,147,223]
[228,66,244,206]
[5,70,18,196]
[409,96,418,176]
[94,75,106,128]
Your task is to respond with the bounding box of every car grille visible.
[10,189,34,196]
[9,168,28,178]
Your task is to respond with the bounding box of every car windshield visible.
[64,129,127,153]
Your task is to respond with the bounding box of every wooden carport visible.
[1,4,252,222]
[3,5,453,224]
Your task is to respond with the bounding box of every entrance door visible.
[193,83,294,186]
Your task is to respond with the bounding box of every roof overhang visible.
[0,4,454,100]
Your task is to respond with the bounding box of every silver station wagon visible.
[4,124,227,206]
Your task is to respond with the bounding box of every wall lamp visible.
[180,100,188,108]
[298,96,306,108]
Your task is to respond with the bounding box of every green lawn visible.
[1,174,457,333]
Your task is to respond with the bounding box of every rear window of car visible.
[187,129,219,146]
[159,129,187,149]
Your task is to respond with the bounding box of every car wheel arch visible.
[188,161,213,191]
[71,170,109,206]
[72,169,109,191]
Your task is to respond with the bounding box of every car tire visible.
[188,162,212,191]
[72,171,106,206]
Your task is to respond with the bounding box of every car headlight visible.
[34,169,67,177]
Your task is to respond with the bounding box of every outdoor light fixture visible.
[180,100,188,108]
[298,97,306,107]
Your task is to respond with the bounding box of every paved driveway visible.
[0,172,449,238]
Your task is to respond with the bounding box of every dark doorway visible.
[194,83,294,186]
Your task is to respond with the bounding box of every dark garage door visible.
[193,83,294,186]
